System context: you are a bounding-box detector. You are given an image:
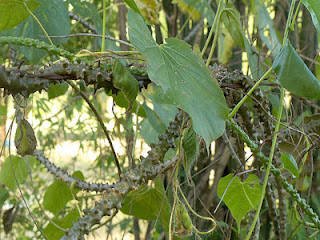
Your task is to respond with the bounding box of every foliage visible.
[0,0,319,239]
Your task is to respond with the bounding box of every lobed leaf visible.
[128,10,229,146]
[0,0,40,30]
[217,174,262,231]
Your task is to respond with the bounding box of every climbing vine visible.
[0,0,320,240]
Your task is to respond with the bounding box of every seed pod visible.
[14,119,37,156]
[174,203,193,237]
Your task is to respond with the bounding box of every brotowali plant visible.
[0,0,319,239]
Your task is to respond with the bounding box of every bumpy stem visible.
[0,36,76,61]
[227,119,320,228]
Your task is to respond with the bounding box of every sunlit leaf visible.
[43,209,80,240]
[0,156,28,191]
[0,0,40,30]
[1,0,70,63]
[217,174,262,231]
[0,105,7,116]
[43,180,73,214]
[128,10,229,146]
[273,40,320,100]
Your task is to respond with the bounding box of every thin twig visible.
[8,116,49,240]
[67,80,122,179]
[45,33,134,48]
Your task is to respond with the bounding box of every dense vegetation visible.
[0,0,320,239]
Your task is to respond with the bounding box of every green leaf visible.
[128,10,229,146]
[281,154,299,177]
[0,156,28,191]
[0,0,40,30]
[142,103,167,134]
[0,189,9,207]
[71,170,85,195]
[217,174,262,231]
[112,59,139,110]
[273,40,320,100]
[302,0,320,33]
[121,178,171,230]
[183,0,215,23]
[43,180,73,214]
[42,209,80,240]
[182,126,199,174]
[0,105,7,116]
[1,0,70,63]
[139,118,160,144]
[123,0,144,17]
[48,82,68,100]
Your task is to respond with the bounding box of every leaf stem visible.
[201,0,223,57]
[228,67,273,118]
[282,0,296,46]
[24,2,53,45]
[206,10,222,66]
[67,81,122,179]
[245,87,285,240]
[290,1,302,30]
[101,0,107,51]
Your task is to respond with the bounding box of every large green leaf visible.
[1,0,70,63]
[42,209,80,240]
[0,156,28,191]
[43,180,73,214]
[43,171,83,215]
[302,0,320,33]
[121,178,171,230]
[217,174,262,231]
[128,10,229,145]
[0,0,40,30]
[273,40,320,100]
[112,59,139,110]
